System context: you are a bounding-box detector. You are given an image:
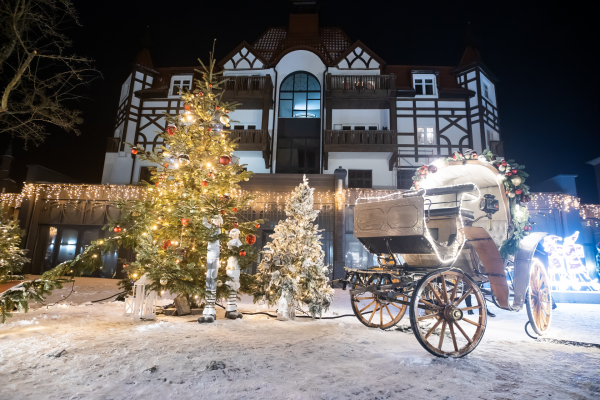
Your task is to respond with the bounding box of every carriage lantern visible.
[479,194,499,216]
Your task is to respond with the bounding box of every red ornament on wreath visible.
[201,180,209,187]
[239,250,246,257]
[166,125,177,136]
[184,104,191,111]
[245,234,256,245]
[114,226,122,233]
[219,155,231,166]
[255,224,260,229]
[515,189,523,195]
[472,152,478,159]
[131,148,138,155]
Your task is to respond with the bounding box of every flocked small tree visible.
[253,176,333,320]
[0,217,31,322]
[0,49,263,322]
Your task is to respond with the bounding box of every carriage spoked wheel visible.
[526,258,552,336]
[409,268,487,358]
[350,274,408,329]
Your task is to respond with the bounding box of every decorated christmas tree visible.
[253,176,333,320]
[1,50,263,322]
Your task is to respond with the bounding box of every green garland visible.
[410,149,532,258]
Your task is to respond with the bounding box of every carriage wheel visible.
[526,258,552,336]
[409,268,487,358]
[350,276,408,329]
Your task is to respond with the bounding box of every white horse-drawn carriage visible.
[341,152,552,357]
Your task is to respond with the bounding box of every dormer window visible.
[413,74,436,96]
[170,75,192,97]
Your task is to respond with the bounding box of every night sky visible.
[2,1,599,202]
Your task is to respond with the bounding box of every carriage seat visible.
[426,207,474,220]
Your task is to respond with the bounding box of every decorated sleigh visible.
[340,150,552,357]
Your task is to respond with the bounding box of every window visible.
[247,125,256,130]
[348,170,372,189]
[170,75,192,97]
[398,169,416,190]
[368,126,378,130]
[233,125,244,130]
[417,127,435,145]
[342,126,351,130]
[413,75,436,96]
[278,72,321,118]
[354,126,365,131]
[483,83,489,100]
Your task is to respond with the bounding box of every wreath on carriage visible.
[410,149,532,259]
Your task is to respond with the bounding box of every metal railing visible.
[326,75,396,91]
[324,130,397,145]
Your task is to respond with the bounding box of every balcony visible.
[324,130,397,152]
[216,76,274,109]
[326,75,396,92]
[228,129,271,168]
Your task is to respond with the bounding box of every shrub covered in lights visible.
[411,149,533,258]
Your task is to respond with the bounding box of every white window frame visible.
[413,74,437,97]
[417,127,435,145]
[169,75,193,98]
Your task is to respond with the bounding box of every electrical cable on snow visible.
[215,301,372,319]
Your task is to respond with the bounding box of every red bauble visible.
[114,226,122,233]
[219,155,231,166]
[232,207,238,212]
[207,127,212,132]
[216,106,220,110]
[155,182,159,186]
[184,104,191,111]
[202,180,209,187]
[164,164,169,168]
[208,173,214,178]
[472,153,478,159]
[515,189,523,195]
[255,224,260,229]
[166,125,177,136]
[181,218,190,226]
[220,210,226,215]
[501,160,507,166]
[512,170,518,174]
[452,153,457,160]
[245,234,256,245]
[232,221,239,228]
[209,84,213,87]
[225,110,229,114]
[131,148,138,155]
[458,153,463,158]
[239,250,246,257]
[198,92,204,96]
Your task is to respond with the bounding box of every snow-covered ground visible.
[1,277,599,400]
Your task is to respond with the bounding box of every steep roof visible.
[252,14,353,66]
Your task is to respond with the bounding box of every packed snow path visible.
[1,278,599,399]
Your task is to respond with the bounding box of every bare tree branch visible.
[0,0,101,147]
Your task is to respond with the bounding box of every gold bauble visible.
[511,176,522,186]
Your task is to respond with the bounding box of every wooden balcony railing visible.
[326,74,396,91]
[324,130,397,152]
[106,137,120,153]
[215,75,273,93]
[228,129,271,168]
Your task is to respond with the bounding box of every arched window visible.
[278,72,321,118]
